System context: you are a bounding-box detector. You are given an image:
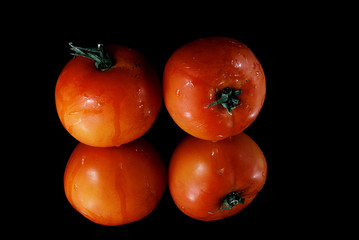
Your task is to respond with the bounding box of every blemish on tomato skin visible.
[217,168,225,175]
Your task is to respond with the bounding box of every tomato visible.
[55,43,162,147]
[168,133,267,221]
[63,138,167,226]
[163,36,266,141]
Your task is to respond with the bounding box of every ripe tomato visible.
[63,138,167,226]
[163,36,266,141]
[55,43,162,147]
[168,133,267,221]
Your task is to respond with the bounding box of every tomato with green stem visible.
[64,138,167,226]
[168,132,267,221]
[163,36,266,141]
[55,43,161,147]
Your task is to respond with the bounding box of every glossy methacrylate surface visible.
[64,138,167,226]
[168,132,267,221]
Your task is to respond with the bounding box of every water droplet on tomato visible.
[211,147,219,157]
[81,156,86,165]
[185,81,194,88]
[176,89,181,96]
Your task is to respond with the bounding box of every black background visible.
[5,3,352,238]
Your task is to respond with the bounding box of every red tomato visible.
[55,44,162,147]
[168,133,267,221]
[163,37,266,141]
[63,138,167,226]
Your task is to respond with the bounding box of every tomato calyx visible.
[208,192,245,214]
[204,87,242,115]
[69,42,113,71]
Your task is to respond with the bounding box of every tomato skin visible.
[168,133,267,221]
[163,37,266,141]
[63,138,166,226]
[55,45,162,147]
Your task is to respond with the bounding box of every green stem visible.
[204,87,242,115]
[69,42,113,71]
[208,192,244,214]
